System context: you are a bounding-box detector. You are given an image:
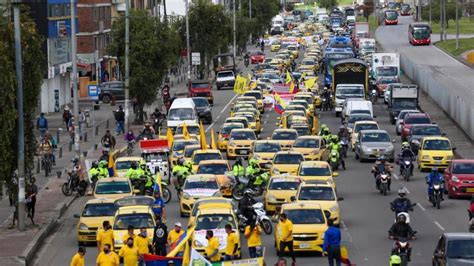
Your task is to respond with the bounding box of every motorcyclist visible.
[329,135,341,152]
[426,167,444,201]
[88,161,100,186]
[337,125,349,140]
[398,142,416,175]
[238,189,257,226]
[38,134,55,165]
[318,124,329,136]
[388,214,416,261]
[252,169,269,188]
[245,159,259,178]
[139,121,155,140]
[184,160,194,175]
[151,107,162,120]
[126,162,140,180]
[98,160,109,178]
[172,158,189,189]
[139,161,154,191]
[390,188,415,218]
[372,156,393,190]
[469,196,474,221]
[244,53,250,67]
[232,158,245,177]
[328,148,345,170]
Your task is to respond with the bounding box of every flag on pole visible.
[199,121,207,150]
[300,72,307,82]
[289,82,296,94]
[189,248,212,266]
[182,122,190,140]
[166,127,174,148]
[247,73,252,82]
[285,70,292,84]
[274,92,287,114]
[108,151,115,177]
[233,75,248,94]
[304,77,318,90]
[210,129,217,149]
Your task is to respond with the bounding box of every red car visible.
[445,160,474,198]
[250,52,265,64]
[188,80,213,104]
[400,113,431,141]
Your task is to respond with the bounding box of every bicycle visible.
[41,153,52,177]
[127,141,134,156]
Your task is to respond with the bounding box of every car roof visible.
[295,135,323,140]
[422,136,450,141]
[274,128,298,133]
[270,174,301,180]
[186,174,217,181]
[354,120,378,125]
[275,151,304,155]
[97,177,129,183]
[116,205,151,215]
[405,113,430,118]
[198,159,229,165]
[231,128,254,133]
[299,182,333,188]
[360,129,388,134]
[193,149,221,154]
[282,202,323,210]
[299,161,330,167]
[411,123,439,128]
[191,79,210,84]
[254,140,281,144]
[442,233,474,240]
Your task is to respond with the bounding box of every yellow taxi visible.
[292,136,329,161]
[271,40,282,52]
[243,90,264,113]
[278,110,307,128]
[234,96,258,111]
[234,112,261,134]
[183,144,201,162]
[188,197,234,227]
[191,203,241,259]
[275,202,328,254]
[351,121,380,151]
[112,196,155,252]
[226,128,257,160]
[263,175,301,213]
[169,138,199,167]
[271,129,299,150]
[295,182,343,225]
[293,93,315,110]
[287,45,299,59]
[179,174,222,217]
[75,198,116,245]
[275,54,292,67]
[231,103,260,117]
[417,136,455,171]
[114,157,144,178]
[271,151,305,176]
[175,123,200,138]
[217,122,244,151]
[224,116,249,129]
[196,160,232,197]
[94,177,134,199]
[190,149,223,173]
[291,99,313,114]
[250,140,282,168]
[269,58,284,70]
[297,161,338,190]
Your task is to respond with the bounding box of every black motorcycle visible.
[429,181,443,209]
[399,157,414,182]
[393,236,412,266]
[231,173,267,201]
[62,170,87,196]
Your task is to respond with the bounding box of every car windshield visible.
[114,213,154,230]
[405,116,430,124]
[192,83,210,88]
[198,164,228,175]
[217,72,234,78]
[193,153,222,164]
[348,115,373,123]
[252,51,264,56]
[294,127,310,136]
[82,203,116,217]
[393,100,417,109]
[294,96,312,105]
[447,239,474,259]
[184,180,219,190]
[272,131,298,140]
[298,186,335,200]
[423,140,451,150]
[285,209,325,224]
[386,11,398,19]
[168,108,195,121]
[244,92,262,99]
[195,214,236,230]
[263,73,280,80]
[293,138,320,148]
[274,154,304,164]
[377,67,398,77]
[413,27,430,39]
[336,87,364,98]
[355,124,378,133]
[115,161,137,170]
[351,109,371,115]
[230,131,256,140]
[176,126,200,135]
[255,143,281,152]
[400,111,419,119]
[453,163,474,174]
[221,125,243,135]
[193,98,209,107]
[173,140,198,151]
[227,119,248,128]
[235,114,255,122]
[299,166,331,176]
[184,147,200,158]
[143,152,168,161]
[302,60,315,66]
[269,178,300,190]
[95,181,131,194]
[361,132,390,142]
[411,126,441,136]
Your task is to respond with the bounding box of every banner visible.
[233,75,248,94]
[189,248,212,266]
[210,257,265,266]
[144,254,183,266]
[272,83,292,94]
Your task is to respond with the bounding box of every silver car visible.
[355,129,395,162]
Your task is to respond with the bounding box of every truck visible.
[332,59,369,116]
[388,84,419,124]
[271,15,284,35]
[353,22,370,48]
[371,53,400,80]
[213,53,236,76]
[188,79,213,104]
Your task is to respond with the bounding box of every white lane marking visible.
[393,174,399,180]
[417,203,426,212]
[403,187,410,194]
[434,221,446,231]
[340,220,353,243]
[205,93,239,133]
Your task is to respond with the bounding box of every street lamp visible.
[185,0,191,82]
[71,0,81,159]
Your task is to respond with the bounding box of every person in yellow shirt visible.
[135,227,150,266]
[244,221,262,258]
[119,237,140,266]
[205,230,221,262]
[96,244,120,266]
[224,224,238,261]
[167,222,184,255]
[70,246,85,266]
[122,225,136,246]
[278,213,295,264]
[97,221,114,252]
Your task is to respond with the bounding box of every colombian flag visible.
[144,254,183,266]
[274,92,286,114]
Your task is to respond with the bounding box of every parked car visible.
[99,81,124,104]
[408,124,442,152]
[355,129,395,162]
[192,97,213,124]
[444,160,474,198]
[433,233,474,265]
[250,51,265,64]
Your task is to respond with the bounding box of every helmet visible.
[92,161,98,168]
[398,188,406,198]
[155,107,160,112]
[321,124,327,129]
[249,159,258,167]
[431,167,438,173]
[243,189,254,197]
[99,160,108,167]
[332,135,338,142]
[339,125,345,130]
[184,160,193,168]
[397,213,407,223]
[402,142,410,149]
[390,254,402,264]
[379,156,386,162]
[177,158,184,166]
[131,162,138,169]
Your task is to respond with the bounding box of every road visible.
[33,46,471,266]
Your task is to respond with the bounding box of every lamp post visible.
[124,0,130,128]
[71,0,80,159]
[185,0,191,82]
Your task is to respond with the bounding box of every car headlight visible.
[452,176,460,183]
[329,205,339,213]
[422,155,430,160]
[272,169,280,174]
[78,223,88,231]
[363,147,372,152]
[183,192,192,199]
[267,194,276,202]
[228,141,236,147]
[115,239,123,245]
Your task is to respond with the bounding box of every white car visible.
[395,110,420,136]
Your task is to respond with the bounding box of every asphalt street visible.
[32,46,472,266]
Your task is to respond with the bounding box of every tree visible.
[421,2,461,27]
[109,9,180,122]
[0,4,45,198]
[241,0,280,39]
[318,0,338,10]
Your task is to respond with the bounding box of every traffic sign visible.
[192,52,201,65]
[88,83,100,100]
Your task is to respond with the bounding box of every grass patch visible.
[435,37,474,56]
[356,15,378,32]
[424,18,474,35]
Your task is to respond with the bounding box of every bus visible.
[408,22,431,45]
[384,10,398,25]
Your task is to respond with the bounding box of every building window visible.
[94,7,99,22]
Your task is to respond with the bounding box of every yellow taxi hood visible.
[80,216,114,228]
[230,139,253,146]
[292,223,328,234]
[254,152,276,160]
[267,190,298,200]
[292,147,320,155]
[421,150,454,157]
[273,164,299,173]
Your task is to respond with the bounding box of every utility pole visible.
[249,0,252,44]
[233,0,236,59]
[13,0,26,232]
[125,0,130,128]
[71,0,80,159]
[456,0,459,49]
[440,0,443,41]
[429,0,432,26]
[443,0,447,40]
[185,0,191,83]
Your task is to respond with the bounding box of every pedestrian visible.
[224,224,238,261]
[323,219,342,266]
[278,213,296,265]
[153,215,168,256]
[63,105,72,131]
[36,113,48,139]
[244,221,262,258]
[78,109,86,139]
[167,222,184,255]
[119,237,140,266]
[115,105,125,135]
[26,177,38,225]
[96,243,119,266]
[97,221,114,252]
[152,191,166,220]
[205,230,221,262]
[101,130,116,150]
[135,227,151,266]
[70,246,85,266]
[122,225,136,245]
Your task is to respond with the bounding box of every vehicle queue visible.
[68,6,474,266]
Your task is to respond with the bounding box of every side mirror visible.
[74,214,80,218]
[332,172,339,177]
[290,196,296,202]
[337,197,344,201]
[373,115,377,118]
[453,147,457,151]
[216,131,220,135]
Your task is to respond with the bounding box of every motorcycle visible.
[391,202,416,224]
[127,140,135,156]
[429,181,443,209]
[377,172,391,196]
[340,137,349,158]
[237,202,273,235]
[231,173,267,201]
[399,158,413,182]
[62,168,87,196]
[370,89,378,103]
[329,150,340,171]
[244,58,250,67]
[393,237,412,266]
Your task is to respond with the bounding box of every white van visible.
[344,100,374,119]
[167,98,198,130]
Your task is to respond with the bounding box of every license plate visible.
[467,188,474,193]
[299,243,310,249]
[238,150,248,155]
